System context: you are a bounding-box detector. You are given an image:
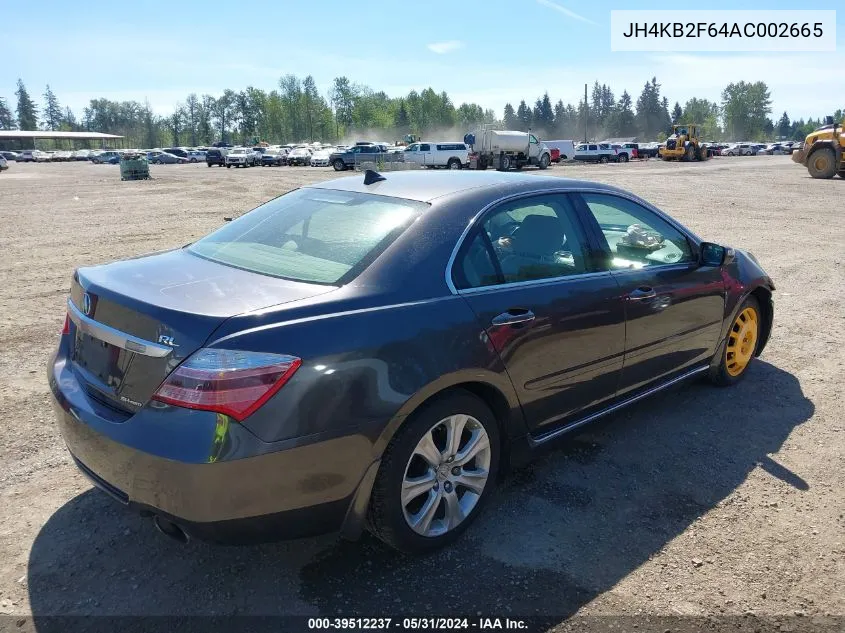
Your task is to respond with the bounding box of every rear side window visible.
[454,194,589,289]
[420,144,431,151]
[189,189,427,285]
[588,145,597,151]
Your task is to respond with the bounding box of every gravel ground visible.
[0,158,842,632]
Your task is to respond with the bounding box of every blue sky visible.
[1,0,842,121]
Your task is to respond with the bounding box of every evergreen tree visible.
[15,79,38,130]
[43,84,62,130]
[0,97,14,129]
[503,103,517,129]
[515,100,531,130]
[671,101,682,123]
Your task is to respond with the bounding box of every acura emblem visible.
[82,293,92,316]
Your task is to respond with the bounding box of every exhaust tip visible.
[153,515,189,544]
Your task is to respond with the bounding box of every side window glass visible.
[529,135,538,144]
[467,195,588,286]
[580,194,693,269]
[588,144,597,151]
[455,233,499,290]
[420,144,430,151]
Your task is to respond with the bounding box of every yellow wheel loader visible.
[659,124,709,161]
[792,116,844,179]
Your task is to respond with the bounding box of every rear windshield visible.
[188,188,427,285]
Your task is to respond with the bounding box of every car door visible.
[451,193,626,435]
[418,143,432,166]
[573,192,726,396]
[404,143,421,165]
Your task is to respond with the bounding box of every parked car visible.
[637,142,661,158]
[52,150,73,162]
[49,171,775,553]
[205,148,227,167]
[186,150,206,163]
[225,147,256,168]
[721,143,756,156]
[163,148,190,160]
[0,151,18,161]
[574,143,619,163]
[611,144,632,163]
[542,140,575,162]
[72,149,92,161]
[403,142,468,169]
[329,144,383,170]
[287,147,312,166]
[261,152,286,167]
[92,151,121,164]
[548,148,560,163]
[761,143,788,155]
[35,151,54,162]
[150,152,187,164]
[309,149,333,167]
[0,155,7,172]
[619,143,639,160]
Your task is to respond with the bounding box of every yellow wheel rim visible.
[725,307,758,377]
[813,156,829,172]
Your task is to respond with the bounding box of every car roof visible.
[307,171,623,203]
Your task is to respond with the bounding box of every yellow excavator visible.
[792,115,844,179]
[659,124,709,161]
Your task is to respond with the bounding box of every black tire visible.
[333,159,345,171]
[447,158,462,170]
[807,148,837,179]
[618,153,628,163]
[599,155,609,164]
[367,390,500,554]
[709,295,761,387]
[538,153,550,169]
[206,163,212,167]
[226,164,231,168]
[497,154,511,171]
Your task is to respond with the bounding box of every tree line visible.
[1,75,841,149]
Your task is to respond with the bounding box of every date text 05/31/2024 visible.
[307,617,529,630]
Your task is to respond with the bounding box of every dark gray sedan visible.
[49,171,774,553]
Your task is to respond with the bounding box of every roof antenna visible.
[363,169,386,185]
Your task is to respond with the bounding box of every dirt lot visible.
[0,158,842,631]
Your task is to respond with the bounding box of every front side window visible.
[454,195,589,289]
[189,189,427,285]
[578,193,693,269]
[529,135,538,144]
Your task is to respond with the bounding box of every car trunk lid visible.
[68,248,333,416]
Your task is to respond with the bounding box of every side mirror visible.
[699,242,726,267]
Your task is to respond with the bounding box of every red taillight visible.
[152,349,301,421]
[62,313,70,335]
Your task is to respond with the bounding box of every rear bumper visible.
[48,348,377,543]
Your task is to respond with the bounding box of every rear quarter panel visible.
[208,292,522,449]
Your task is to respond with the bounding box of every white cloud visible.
[536,0,596,26]
[427,40,464,54]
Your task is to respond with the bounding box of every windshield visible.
[188,188,427,284]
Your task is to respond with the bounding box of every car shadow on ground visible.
[27,360,813,626]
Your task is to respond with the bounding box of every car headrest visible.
[514,215,564,255]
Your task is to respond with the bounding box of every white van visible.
[403,142,469,169]
[543,139,576,162]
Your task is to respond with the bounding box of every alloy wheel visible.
[401,414,491,537]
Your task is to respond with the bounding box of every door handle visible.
[491,309,535,326]
[627,287,656,301]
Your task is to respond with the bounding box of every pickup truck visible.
[402,142,468,169]
[330,143,390,171]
